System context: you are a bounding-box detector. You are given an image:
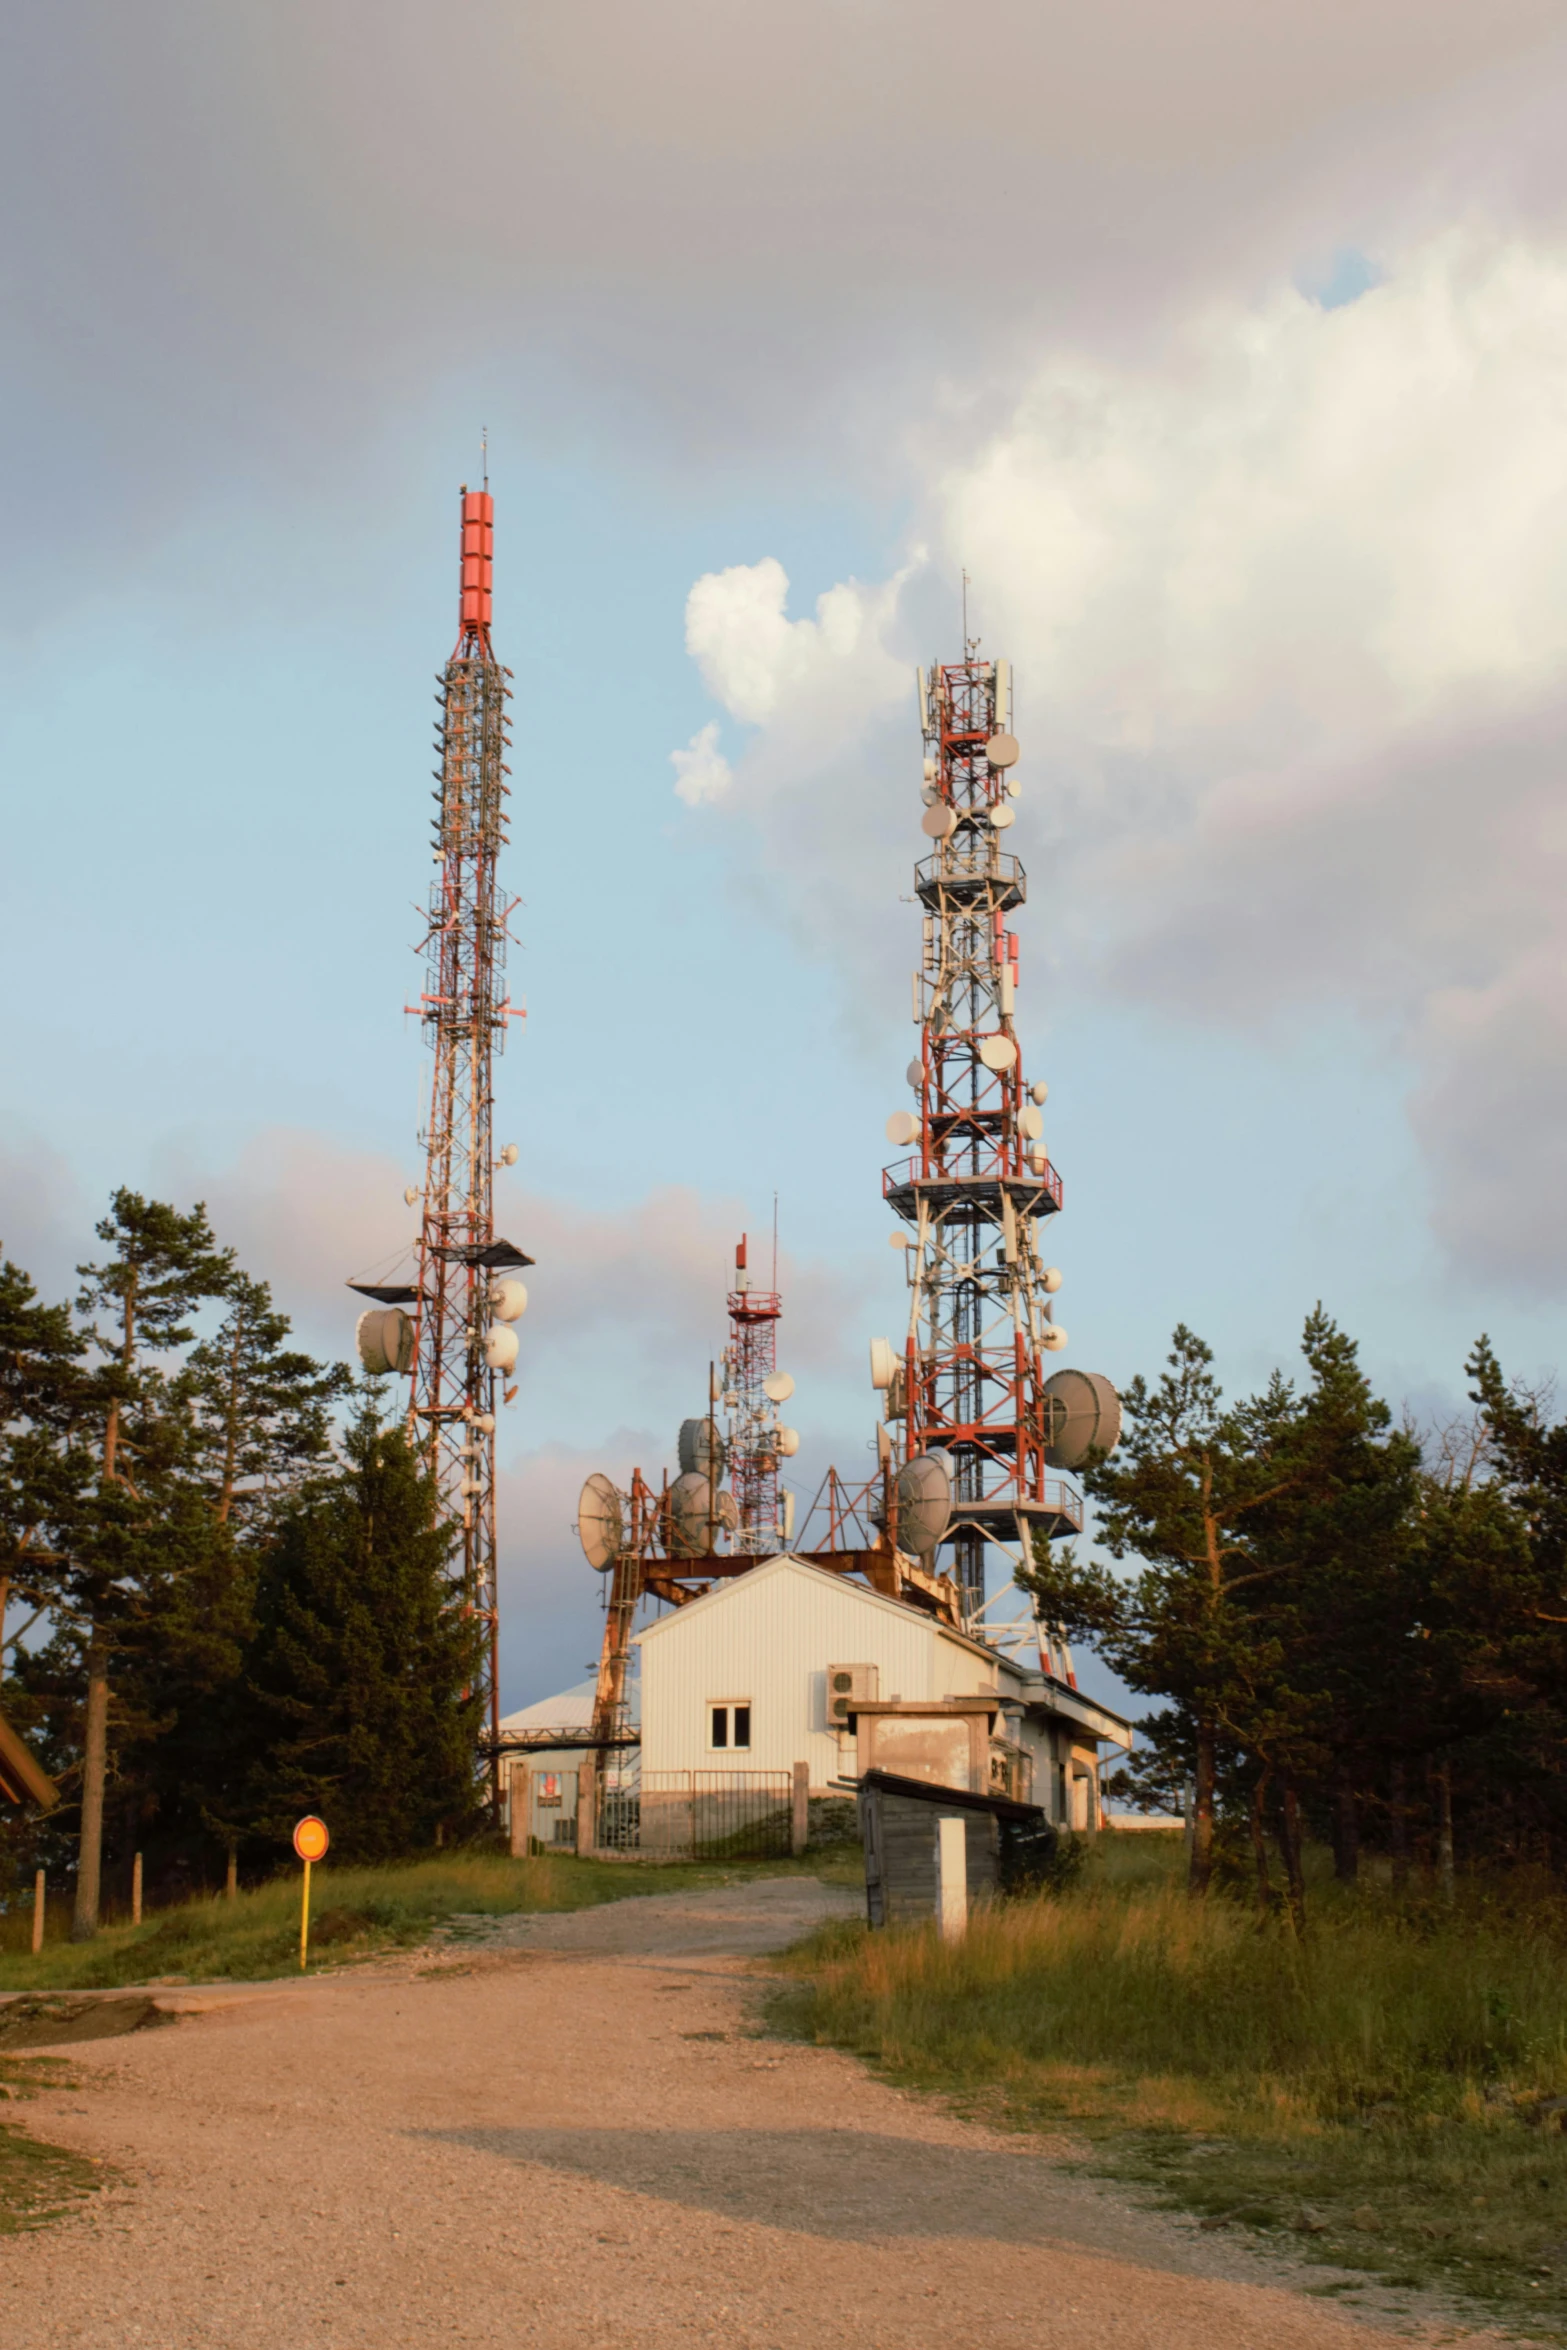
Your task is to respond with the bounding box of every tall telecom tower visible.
[356,484,530,1789]
[719,1234,796,1553]
[879,648,1085,1624]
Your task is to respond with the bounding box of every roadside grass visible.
[773,1833,1567,2339]
[0,1846,858,1994]
[0,2056,106,2233]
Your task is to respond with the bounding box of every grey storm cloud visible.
[4,0,1566,622]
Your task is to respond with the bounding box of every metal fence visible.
[595,1770,793,1861]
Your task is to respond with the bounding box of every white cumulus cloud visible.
[675,223,1567,1288]
[669,720,732,806]
[683,555,911,737]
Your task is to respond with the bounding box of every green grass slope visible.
[0,1850,820,1993]
[775,1833,1567,2338]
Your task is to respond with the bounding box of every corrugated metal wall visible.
[636,1558,1001,1787]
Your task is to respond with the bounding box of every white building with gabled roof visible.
[634,1552,1130,1827]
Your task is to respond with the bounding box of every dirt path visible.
[0,1879,1510,2348]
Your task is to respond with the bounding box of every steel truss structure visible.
[721,1235,786,1553]
[408,488,526,1786]
[889,652,1080,1624]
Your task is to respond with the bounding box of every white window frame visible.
[708,1699,753,1753]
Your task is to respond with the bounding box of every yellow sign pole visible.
[292,1815,330,1972]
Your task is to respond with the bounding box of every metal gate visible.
[595,1770,792,1861]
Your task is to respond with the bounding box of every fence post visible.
[132,1851,143,1926]
[509,1765,530,1858]
[936,1815,967,1943]
[791,1762,809,1857]
[31,1868,44,1955]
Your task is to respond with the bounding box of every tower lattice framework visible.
[408,487,523,1773]
[887,652,1078,1624]
[721,1235,785,1554]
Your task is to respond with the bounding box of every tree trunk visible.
[1389,1757,1409,1890]
[1248,1767,1273,1916]
[1435,1762,1455,1906]
[226,1843,238,1902]
[1188,1719,1216,1897]
[1277,1778,1306,1933]
[1332,1764,1359,1884]
[71,1632,110,1941]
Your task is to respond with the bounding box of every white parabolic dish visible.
[895,1448,954,1553]
[356,1307,414,1378]
[1042,1368,1122,1468]
[677,1416,725,1477]
[576,1471,624,1570]
[763,1371,794,1403]
[979,1035,1018,1071]
[985,731,1020,768]
[885,1110,919,1147]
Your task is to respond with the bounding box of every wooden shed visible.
[857,1767,1053,1928]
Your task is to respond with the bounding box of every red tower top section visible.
[459,489,494,636]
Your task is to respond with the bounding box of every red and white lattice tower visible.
[408,486,528,1774]
[720,1236,793,1554]
[883,650,1079,1624]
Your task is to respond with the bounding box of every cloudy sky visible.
[4,1,1567,1709]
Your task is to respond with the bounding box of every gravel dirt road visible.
[0,1875,1513,2348]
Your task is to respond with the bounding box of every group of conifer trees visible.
[0,1191,484,1936]
[1024,1313,1567,1920]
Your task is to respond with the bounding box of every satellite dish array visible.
[355,1271,527,1379]
[575,1392,799,1573]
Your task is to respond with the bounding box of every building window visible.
[733,1705,751,1750]
[710,1703,752,1752]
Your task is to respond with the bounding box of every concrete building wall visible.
[636,1556,1002,1788]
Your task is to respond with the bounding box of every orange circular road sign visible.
[293,1815,330,1863]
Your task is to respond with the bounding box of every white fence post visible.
[937,1815,968,1942]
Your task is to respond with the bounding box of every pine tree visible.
[137,1273,352,1879]
[0,1250,87,1665]
[188,1273,351,1527]
[66,1191,234,1935]
[241,1391,485,1863]
[1021,1324,1312,1896]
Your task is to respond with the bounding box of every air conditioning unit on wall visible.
[826,1663,879,1728]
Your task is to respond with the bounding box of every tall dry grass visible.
[793,1852,1567,2130]
[782,1842,1567,2319]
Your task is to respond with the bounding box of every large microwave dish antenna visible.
[677,1416,727,1478]
[895,1448,954,1553]
[577,1472,625,1570]
[1041,1369,1122,1468]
